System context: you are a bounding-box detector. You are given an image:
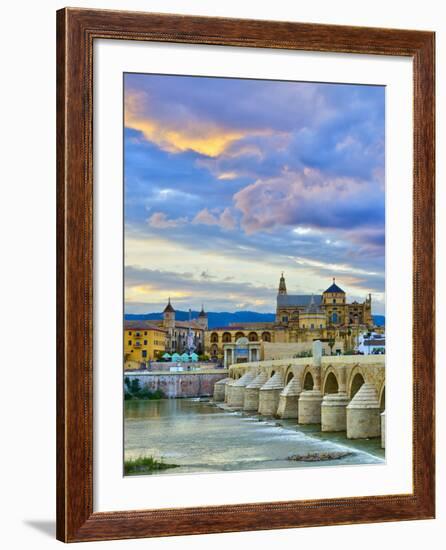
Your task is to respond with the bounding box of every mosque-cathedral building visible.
[204,274,374,364]
[124,275,376,367]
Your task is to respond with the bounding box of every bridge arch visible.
[301,365,315,390]
[379,383,385,411]
[323,369,339,395]
[285,368,294,385]
[348,366,365,398]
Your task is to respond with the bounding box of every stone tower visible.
[278,272,287,295]
[197,305,208,330]
[163,297,175,330]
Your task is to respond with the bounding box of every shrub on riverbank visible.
[124,456,179,475]
[124,377,165,400]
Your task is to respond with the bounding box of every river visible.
[124,398,384,475]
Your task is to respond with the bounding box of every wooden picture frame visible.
[56,7,435,542]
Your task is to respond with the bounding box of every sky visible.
[124,73,385,315]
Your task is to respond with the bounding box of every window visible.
[142,350,147,358]
[144,331,147,335]
[333,299,336,304]
[311,324,314,329]
[144,340,147,345]
[128,331,131,335]
[128,340,131,346]
[282,315,288,323]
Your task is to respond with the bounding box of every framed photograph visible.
[56,8,435,542]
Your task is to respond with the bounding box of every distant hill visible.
[124,310,275,329]
[125,310,385,328]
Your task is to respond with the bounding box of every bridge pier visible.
[298,390,322,424]
[258,371,285,416]
[277,376,302,419]
[213,377,231,402]
[321,392,349,431]
[381,410,386,448]
[224,378,236,403]
[346,383,381,439]
[243,371,269,411]
[228,370,257,408]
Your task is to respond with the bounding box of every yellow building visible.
[124,321,167,368]
[205,325,273,362]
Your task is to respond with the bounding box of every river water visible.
[124,398,384,475]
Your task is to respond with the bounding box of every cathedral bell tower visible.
[197,305,208,330]
[278,272,287,295]
[163,297,175,330]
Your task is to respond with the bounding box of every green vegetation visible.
[124,455,179,475]
[124,377,165,400]
[293,350,312,358]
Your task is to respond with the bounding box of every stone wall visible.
[262,341,344,360]
[124,371,227,398]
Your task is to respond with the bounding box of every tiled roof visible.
[174,321,203,330]
[124,320,167,333]
[323,282,345,294]
[277,294,322,307]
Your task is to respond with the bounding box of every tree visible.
[130,378,141,394]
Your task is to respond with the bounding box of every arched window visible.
[235,332,245,340]
[331,312,339,324]
[261,332,272,342]
[210,332,219,343]
[222,332,232,343]
[248,332,259,342]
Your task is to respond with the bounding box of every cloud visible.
[192,208,219,226]
[125,266,277,311]
[125,90,270,157]
[233,167,384,235]
[192,207,238,231]
[147,212,187,228]
[219,208,237,230]
[124,75,385,313]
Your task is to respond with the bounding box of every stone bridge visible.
[213,342,385,446]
